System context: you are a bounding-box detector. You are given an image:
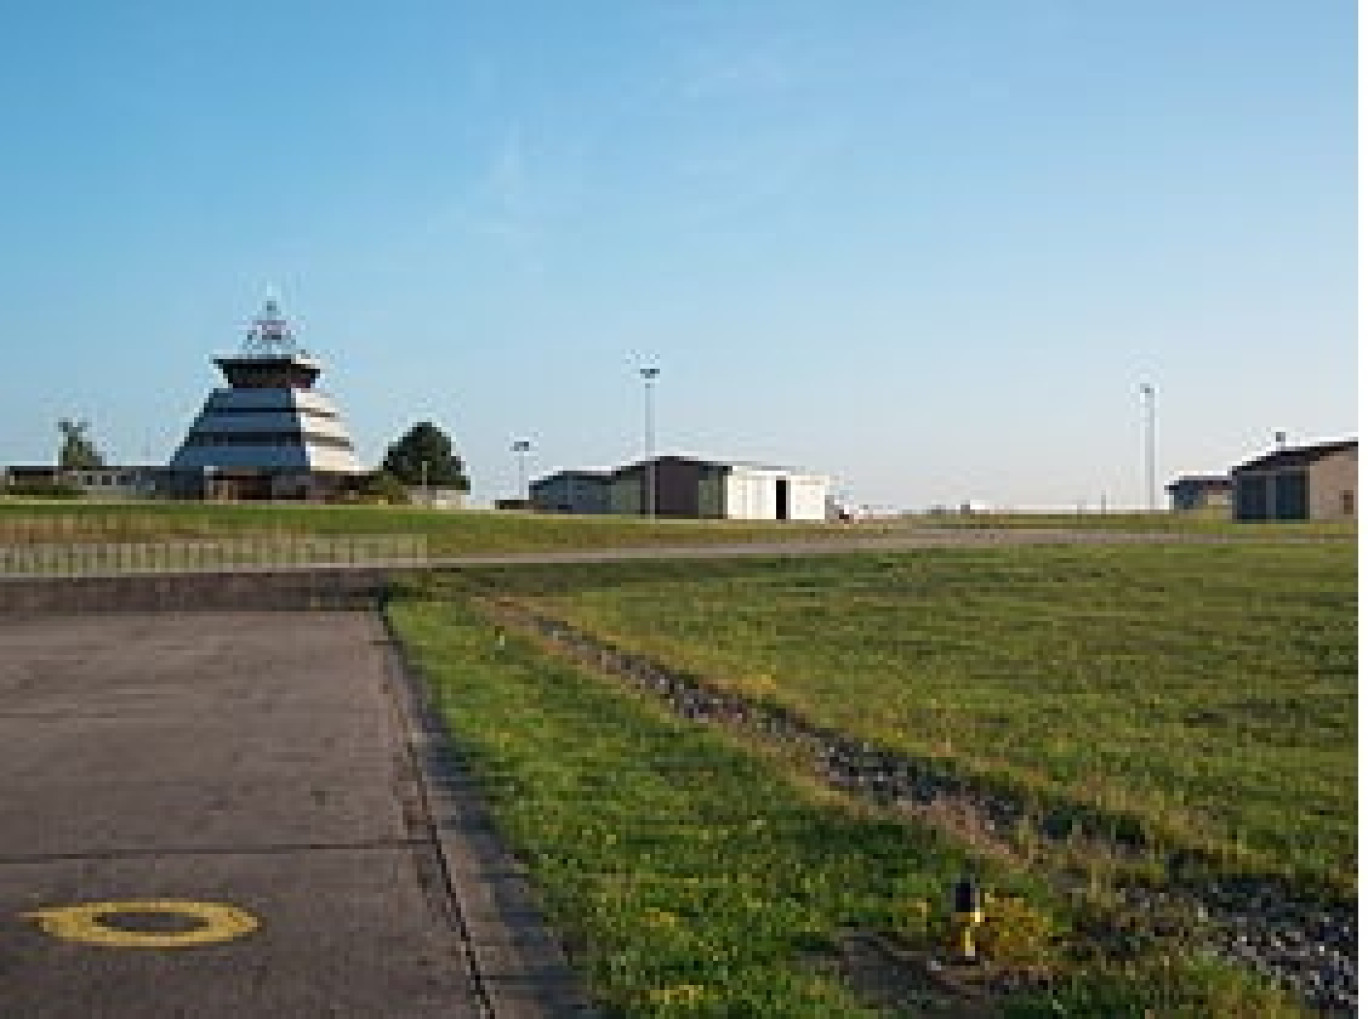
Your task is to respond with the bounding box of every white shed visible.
[723,464,830,521]
[608,456,831,521]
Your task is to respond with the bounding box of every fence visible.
[0,534,429,578]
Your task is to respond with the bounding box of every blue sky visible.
[0,1,1355,510]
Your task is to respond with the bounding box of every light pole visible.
[1140,383,1156,513]
[640,366,660,517]
[512,439,532,503]
[420,459,429,507]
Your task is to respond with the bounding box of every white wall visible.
[406,487,466,509]
[787,475,830,520]
[724,467,830,521]
[724,469,775,520]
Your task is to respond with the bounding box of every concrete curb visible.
[377,607,599,1019]
[0,568,388,615]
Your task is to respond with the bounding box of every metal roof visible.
[611,454,810,476]
[1165,475,1232,491]
[1231,439,1357,474]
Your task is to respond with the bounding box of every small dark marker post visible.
[952,876,984,963]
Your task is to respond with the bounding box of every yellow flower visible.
[648,983,707,1005]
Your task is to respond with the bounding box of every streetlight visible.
[640,366,660,517]
[1140,383,1156,513]
[512,439,532,503]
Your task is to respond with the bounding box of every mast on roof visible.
[242,292,306,357]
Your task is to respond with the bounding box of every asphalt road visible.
[0,611,580,1018]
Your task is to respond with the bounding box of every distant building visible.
[605,456,831,521]
[407,487,467,510]
[1230,439,1357,521]
[3,465,161,499]
[1165,475,1233,513]
[529,470,612,514]
[167,298,364,500]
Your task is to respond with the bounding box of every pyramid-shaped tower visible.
[169,298,363,500]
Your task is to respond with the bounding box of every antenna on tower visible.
[243,290,305,357]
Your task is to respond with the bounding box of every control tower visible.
[169,298,363,500]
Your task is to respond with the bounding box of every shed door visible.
[775,478,790,520]
[1274,471,1309,520]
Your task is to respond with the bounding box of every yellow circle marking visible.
[23,900,260,948]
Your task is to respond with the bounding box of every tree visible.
[381,421,470,490]
[57,418,105,470]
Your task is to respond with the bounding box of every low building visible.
[1165,475,1233,512]
[405,487,467,510]
[1231,439,1357,521]
[529,470,612,514]
[3,465,162,499]
[606,456,831,521]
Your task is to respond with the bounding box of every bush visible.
[356,471,410,505]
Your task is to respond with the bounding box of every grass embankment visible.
[907,511,1357,537]
[0,501,1353,555]
[0,502,859,556]
[453,543,1356,903]
[392,597,1302,1017]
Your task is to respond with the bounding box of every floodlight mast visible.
[512,439,533,500]
[1140,383,1156,512]
[640,366,660,517]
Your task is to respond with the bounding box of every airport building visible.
[1165,475,1233,513]
[166,299,364,500]
[1230,439,1356,521]
[531,456,832,521]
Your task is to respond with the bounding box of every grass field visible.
[0,497,875,552]
[443,542,1356,903]
[913,511,1356,540]
[0,501,863,554]
[392,597,1304,1016]
[0,499,1354,554]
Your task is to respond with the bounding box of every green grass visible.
[906,511,1355,539]
[450,542,1356,901]
[0,501,859,555]
[0,501,1352,558]
[390,597,1304,1017]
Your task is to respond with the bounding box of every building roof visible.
[612,454,810,476]
[1231,439,1357,475]
[5,464,164,476]
[1165,475,1232,491]
[529,469,613,488]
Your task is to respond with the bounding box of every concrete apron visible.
[0,610,592,1018]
